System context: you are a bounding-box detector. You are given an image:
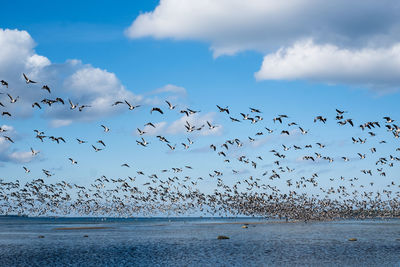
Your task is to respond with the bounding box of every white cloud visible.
[0,28,139,124]
[126,0,400,91]
[8,151,34,164]
[255,40,400,91]
[0,29,42,73]
[26,54,51,70]
[152,84,187,96]
[44,65,141,124]
[0,125,15,133]
[126,0,400,56]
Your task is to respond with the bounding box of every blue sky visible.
[1,0,400,197]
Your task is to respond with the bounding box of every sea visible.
[0,216,399,266]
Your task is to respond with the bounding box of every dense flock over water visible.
[1,75,400,220]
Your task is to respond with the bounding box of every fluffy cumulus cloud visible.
[0,29,50,74]
[0,28,139,126]
[255,40,400,91]
[46,63,141,126]
[126,0,400,91]
[126,0,400,55]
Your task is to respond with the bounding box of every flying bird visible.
[56,98,65,104]
[112,101,124,106]
[7,94,19,103]
[167,144,176,151]
[166,100,176,110]
[68,99,78,110]
[125,100,140,110]
[207,121,218,130]
[32,102,41,109]
[76,138,87,144]
[31,148,40,156]
[92,145,102,152]
[216,105,229,114]
[79,105,91,112]
[0,80,8,88]
[336,109,347,115]
[151,107,164,114]
[97,140,106,147]
[230,117,240,122]
[180,110,189,116]
[314,116,327,123]
[41,85,51,93]
[101,125,110,132]
[249,107,261,113]
[145,122,156,128]
[3,136,14,143]
[68,158,78,164]
[23,73,37,84]
[137,128,146,135]
[383,117,394,123]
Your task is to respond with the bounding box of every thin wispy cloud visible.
[152,84,187,96]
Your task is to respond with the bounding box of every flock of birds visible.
[0,74,400,220]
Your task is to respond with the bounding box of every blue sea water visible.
[0,217,399,266]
